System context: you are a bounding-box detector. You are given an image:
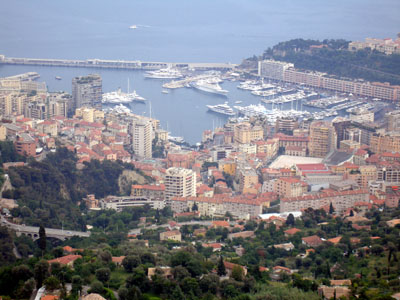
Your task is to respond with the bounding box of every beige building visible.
[0,125,6,141]
[370,133,400,154]
[258,59,400,101]
[239,168,259,193]
[170,194,269,219]
[309,121,337,158]
[72,74,102,110]
[385,110,400,132]
[160,230,182,242]
[275,177,308,198]
[165,167,196,206]
[347,165,377,188]
[280,189,369,214]
[131,119,153,158]
[234,122,263,144]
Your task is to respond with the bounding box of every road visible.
[1,214,90,239]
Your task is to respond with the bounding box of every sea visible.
[0,0,399,144]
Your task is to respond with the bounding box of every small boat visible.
[55,76,62,80]
[235,100,242,104]
[129,25,137,29]
[162,90,169,94]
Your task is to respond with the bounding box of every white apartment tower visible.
[131,119,153,158]
[165,167,196,206]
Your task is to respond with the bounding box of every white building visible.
[131,119,153,158]
[165,167,196,206]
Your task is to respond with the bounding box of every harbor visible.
[0,63,392,144]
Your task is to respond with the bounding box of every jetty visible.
[0,55,236,71]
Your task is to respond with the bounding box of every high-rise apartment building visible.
[385,110,400,132]
[72,74,102,110]
[165,167,196,206]
[131,119,153,159]
[309,121,337,158]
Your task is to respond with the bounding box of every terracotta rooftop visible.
[48,254,82,265]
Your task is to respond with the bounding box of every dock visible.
[162,74,218,89]
[0,55,237,71]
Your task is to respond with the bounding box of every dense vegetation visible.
[5,148,152,229]
[1,206,400,299]
[261,38,400,85]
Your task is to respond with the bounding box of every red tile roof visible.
[48,254,82,265]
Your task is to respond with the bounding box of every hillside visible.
[257,38,400,85]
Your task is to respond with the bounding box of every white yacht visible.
[102,88,146,104]
[145,68,183,79]
[191,79,228,96]
[206,102,235,116]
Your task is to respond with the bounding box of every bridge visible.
[0,55,237,71]
[1,215,90,241]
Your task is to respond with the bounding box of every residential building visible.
[275,177,308,198]
[170,194,270,219]
[258,59,400,101]
[309,121,336,158]
[131,119,153,158]
[14,133,36,156]
[280,189,370,214]
[165,167,196,206]
[72,74,102,110]
[234,122,263,144]
[160,230,181,242]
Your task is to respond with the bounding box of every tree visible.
[329,203,335,214]
[232,265,244,281]
[217,256,226,276]
[38,225,46,256]
[89,280,104,294]
[122,255,141,273]
[171,284,185,300]
[286,213,295,226]
[34,259,49,288]
[95,267,111,284]
[71,275,83,296]
[192,202,198,212]
[44,276,60,291]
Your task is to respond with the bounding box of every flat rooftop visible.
[269,155,323,169]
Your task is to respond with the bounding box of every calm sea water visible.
[0,0,399,143]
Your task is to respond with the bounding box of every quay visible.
[0,55,237,71]
[162,74,218,89]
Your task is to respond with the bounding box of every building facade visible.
[72,74,102,110]
[165,167,196,206]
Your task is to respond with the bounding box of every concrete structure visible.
[170,194,271,219]
[258,59,400,101]
[165,167,196,206]
[234,122,263,144]
[100,195,165,211]
[385,110,400,132]
[348,36,400,55]
[275,177,308,198]
[14,133,36,156]
[72,74,102,110]
[0,55,237,71]
[131,119,153,158]
[280,189,369,214]
[160,230,181,242]
[309,121,336,158]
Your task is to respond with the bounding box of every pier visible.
[0,55,237,71]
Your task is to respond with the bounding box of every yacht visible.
[55,76,62,80]
[162,90,169,94]
[104,104,131,114]
[206,102,235,116]
[129,25,137,29]
[191,79,228,96]
[145,68,183,79]
[102,88,146,104]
